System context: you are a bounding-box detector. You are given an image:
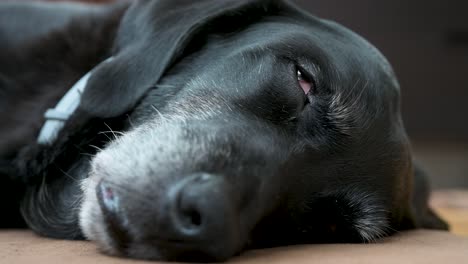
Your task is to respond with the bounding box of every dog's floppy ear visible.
[409,163,449,230]
[80,0,286,118]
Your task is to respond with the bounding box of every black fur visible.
[0,0,448,262]
[0,1,127,228]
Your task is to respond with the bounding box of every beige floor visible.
[432,190,468,236]
[0,190,466,264]
[0,229,467,264]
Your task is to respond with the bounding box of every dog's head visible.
[78,0,446,261]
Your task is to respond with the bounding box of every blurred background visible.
[41,0,468,189]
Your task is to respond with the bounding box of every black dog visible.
[0,0,448,261]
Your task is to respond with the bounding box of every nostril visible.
[96,181,131,249]
[171,173,221,234]
[189,210,202,227]
[177,191,204,231]
[97,181,120,215]
[165,174,241,260]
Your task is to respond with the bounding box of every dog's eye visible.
[297,68,313,94]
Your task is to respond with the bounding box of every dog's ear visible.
[409,163,449,230]
[80,0,287,118]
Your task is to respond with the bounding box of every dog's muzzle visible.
[96,173,241,261]
[80,117,287,261]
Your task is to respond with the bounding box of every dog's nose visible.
[166,173,240,260]
[96,174,241,261]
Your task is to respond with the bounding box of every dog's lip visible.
[133,235,236,261]
[139,234,210,247]
[138,233,242,255]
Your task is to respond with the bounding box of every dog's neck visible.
[37,57,114,144]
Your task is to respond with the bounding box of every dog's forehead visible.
[204,17,398,93]
[195,19,398,107]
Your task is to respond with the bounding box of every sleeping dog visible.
[0,0,448,261]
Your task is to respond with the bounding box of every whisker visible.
[103,122,124,140]
[99,130,125,136]
[151,105,170,124]
[99,131,113,141]
[126,114,135,129]
[89,145,103,152]
[56,167,80,183]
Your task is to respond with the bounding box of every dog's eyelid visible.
[295,66,315,95]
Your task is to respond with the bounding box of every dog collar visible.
[37,57,114,144]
